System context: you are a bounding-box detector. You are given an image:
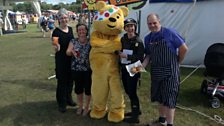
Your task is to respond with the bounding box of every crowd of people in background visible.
[38,11,92,38]
[39,12,56,37]
[0,10,92,37]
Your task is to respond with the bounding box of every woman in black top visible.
[118,18,144,123]
[52,8,76,113]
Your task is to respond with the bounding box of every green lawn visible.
[0,23,223,126]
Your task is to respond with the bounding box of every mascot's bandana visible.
[94,6,119,21]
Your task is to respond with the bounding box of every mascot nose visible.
[109,17,116,22]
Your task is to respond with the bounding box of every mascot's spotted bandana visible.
[94,6,119,21]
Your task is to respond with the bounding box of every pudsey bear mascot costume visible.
[89,1,128,123]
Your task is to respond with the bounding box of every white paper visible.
[125,60,146,77]
[121,49,133,64]
[48,75,56,80]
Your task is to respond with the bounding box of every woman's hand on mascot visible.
[119,52,127,58]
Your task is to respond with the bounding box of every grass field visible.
[0,23,223,126]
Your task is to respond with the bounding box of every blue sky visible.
[42,0,76,5]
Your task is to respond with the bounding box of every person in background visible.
[78,13,87,25]
[118,18,144,124]
[40,14,48,37]
[142,13,188,126]
[21,15,26,30]
[52,8,76,113]
[66,23,92,116]
[21,15,27,29]
[48,13,55,38]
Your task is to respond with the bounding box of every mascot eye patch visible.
[94,6,119,21]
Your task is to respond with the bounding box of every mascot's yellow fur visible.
[89,1,128,123]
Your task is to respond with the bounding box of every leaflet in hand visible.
[121,49,133,64]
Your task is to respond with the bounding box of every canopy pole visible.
[183,0,197,39]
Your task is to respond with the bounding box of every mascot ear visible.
[120,6,129,17]
[96,1,106,11]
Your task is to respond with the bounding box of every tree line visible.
[10,0,82,14]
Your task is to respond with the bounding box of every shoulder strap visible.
[42,17,46,22]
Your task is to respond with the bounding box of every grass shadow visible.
[29,35,48,38]
[0,79,56,92]
[0,101,141,126]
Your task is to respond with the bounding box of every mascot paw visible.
[108,111,124,123]
[90,108,107,119]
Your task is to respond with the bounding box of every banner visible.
[109,0,143,6]
[149,0,194,2]
[82,0,108,10]
[149,0,209,2]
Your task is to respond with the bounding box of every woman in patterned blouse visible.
[66,23,92,116]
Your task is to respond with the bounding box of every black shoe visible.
[123,117,140,123]
[125,111,142,117]
[58,107,66,113]
[146,120,167,126]
[124,112,132,117]
[67,100,77,106]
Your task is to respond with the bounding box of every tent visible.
[127,0,224,67]
[1,0,41,31]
